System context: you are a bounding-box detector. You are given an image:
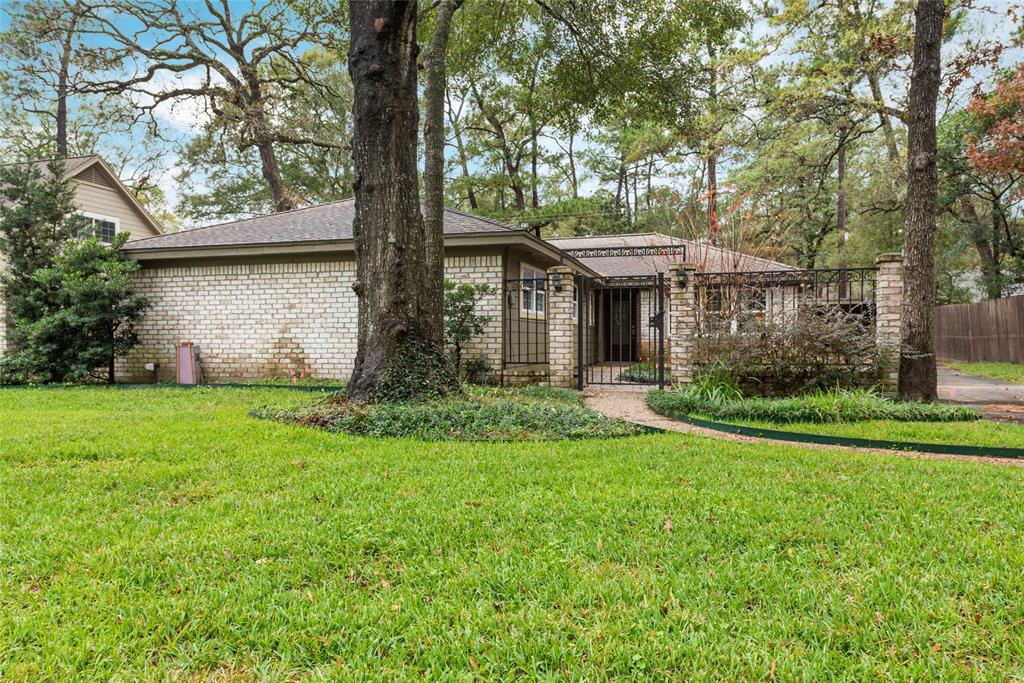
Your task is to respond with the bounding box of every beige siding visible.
[73,181,160,240]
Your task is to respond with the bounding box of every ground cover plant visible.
[618,360,671,383]
[946,360,1024,385]
[256,385,643,441]
[2,386,1024,680]
[648,385,981,425]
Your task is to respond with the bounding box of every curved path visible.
[583,385,1024,468]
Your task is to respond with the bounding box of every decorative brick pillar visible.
[546,265,578,389]
[875,253,904,390]
[668,263,698,385]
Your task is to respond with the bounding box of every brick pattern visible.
[119,255,504,383]
[545,266,577,388]
[875,253,904,390]
[668,263,698,384]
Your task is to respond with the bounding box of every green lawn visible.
[726,417,1024,449]
[946,360,1024,385]
[2,387,1024,679]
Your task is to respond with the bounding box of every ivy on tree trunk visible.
[899,0,944,402]
[345,0,459,403]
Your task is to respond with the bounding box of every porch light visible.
[675,269,688,290]
[550,272,563,292]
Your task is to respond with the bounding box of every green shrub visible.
[617,360,670,383]
[256,386,644,441]
[695,305,892,397]
[648,386,981,424]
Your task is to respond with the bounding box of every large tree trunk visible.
[898,0,944,402]
[255,136,294,212]
[868,72,901,164]
[959,195,1001,299]
[706,39,719,246]
[445,89,478,209]
[837,124,848,298]
[346,0,458,402]
[423,0,463,345]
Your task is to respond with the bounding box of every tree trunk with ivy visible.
[899,0,944,402]
[345,0,458,402]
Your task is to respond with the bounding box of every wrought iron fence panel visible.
[503,278,549,368]
[694,267,879,368]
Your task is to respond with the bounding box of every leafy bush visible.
[617,360,670,383]
[444,280,496,374]
[648,386,981,424]
[257,386,644,441]
[695,306,892,397]
[1,234,149,384]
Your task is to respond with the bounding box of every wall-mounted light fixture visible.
[675,269,688,290]
[549,272,563,292]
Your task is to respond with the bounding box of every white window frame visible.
[571,283,578,321]
[79,212,120,245]
[520,263,546,317]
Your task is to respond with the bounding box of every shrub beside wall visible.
[695,306,890,397]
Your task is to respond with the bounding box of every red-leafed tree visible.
[966,63,1024,185]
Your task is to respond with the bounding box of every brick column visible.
[546,265,578,389]
[875,253,903,390]
[668,263,698,385]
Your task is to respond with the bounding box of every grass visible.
[724,417,1024,449]
[647,386,1024,449]
[2,386,1024,679]
[946,360,1024,385]
[257,385,643,441]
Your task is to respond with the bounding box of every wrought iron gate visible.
[577,273,666,388]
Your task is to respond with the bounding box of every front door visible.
[606,289,636,362]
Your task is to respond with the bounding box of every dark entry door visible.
[606,290,636,362]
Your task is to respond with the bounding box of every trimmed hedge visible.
[647,387,981,424]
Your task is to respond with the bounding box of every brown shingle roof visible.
[546,233,792,276]
[124,199,521,251]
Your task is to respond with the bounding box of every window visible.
[80,213,119,244]
[572,284,578,321]
[520,264,546,315]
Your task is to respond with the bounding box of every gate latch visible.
[648,311,664,331]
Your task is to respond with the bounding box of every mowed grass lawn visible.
[946,360,1024,385]
[2,388,1024,680]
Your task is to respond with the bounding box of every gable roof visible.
[0,154,164,235]
[124,199,520,251]
[545,233,792,276]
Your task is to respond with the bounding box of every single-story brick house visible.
[0,155,164,354]
[117,199,817,386]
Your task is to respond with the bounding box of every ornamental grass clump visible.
[648,385,981,425]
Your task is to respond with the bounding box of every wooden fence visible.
[934,295,1024,364]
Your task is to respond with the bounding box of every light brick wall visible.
[120,254,504,383]
[668,263,697,384]
[546,266,577,388]
[875,253,904,390]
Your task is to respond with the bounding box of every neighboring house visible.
[118,200,793,385]
[0,155,164,353]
